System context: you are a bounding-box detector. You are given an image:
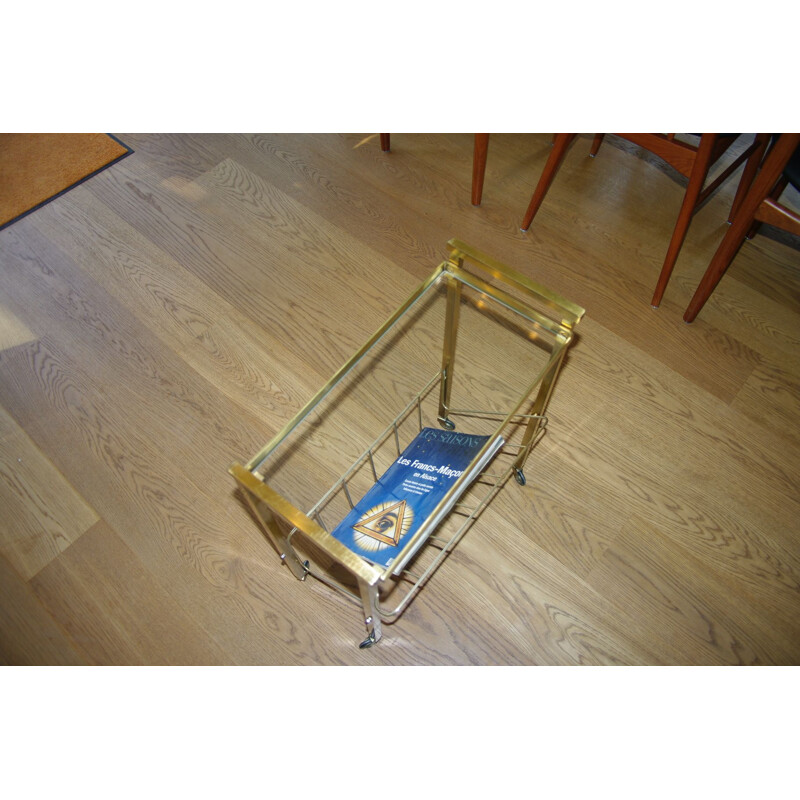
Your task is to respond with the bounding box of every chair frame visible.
[471,133,770,308]
[683,132,800,323]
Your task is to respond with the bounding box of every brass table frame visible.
[229,240,584,648]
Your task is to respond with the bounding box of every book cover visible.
[330,427,504,569]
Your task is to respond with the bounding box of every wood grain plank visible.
[10,193,457,518]
[553,317,800,508]
[732,358,800,452]
[105,132,229,183]
[0,220,275,476]
[0,551,85,665]
[671,250,800,365]
[540,333,800,613]
[585,515,800,664]
[183,132,765,412]
[726,204,800,312]
[85,158,411,379]
[25,187,318,440]
[0,302,36,351]
[495,317,800,623]
[31,519,230,665]
[174,132,449,280]
[0,402,98,579]
[189,156,434,368]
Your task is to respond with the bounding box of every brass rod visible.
[447,239,585,326]
[228,463,383,585]
[448,266,571,339]
[438,274,462,422]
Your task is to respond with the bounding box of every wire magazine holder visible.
[229,240,585,648]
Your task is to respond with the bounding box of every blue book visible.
[330,427,504,570]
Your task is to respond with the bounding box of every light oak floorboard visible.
[0,552,84,665]
[0,404,98,579]
[30,520,230,665]
[585,515,798,665]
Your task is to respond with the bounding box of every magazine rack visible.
[229,240,585,648]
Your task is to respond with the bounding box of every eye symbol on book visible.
[352,500,414,550]
[374,512,399,532]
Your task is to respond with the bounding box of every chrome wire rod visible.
[393,421,401,455]
[342,480,355,509]
[367,450,378,481]
[379,465,512,620]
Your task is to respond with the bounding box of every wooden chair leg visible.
[650,134,718,308]
[590,134,605,157]
[747,174,788,240]
[379,133,390,152]
[728,132,770,223]
[520,133,577,231]
[684,133,800,323]
[472,134,490,205]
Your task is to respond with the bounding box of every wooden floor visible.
[1,132,798,665]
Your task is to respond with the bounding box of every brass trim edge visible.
[447,238,586,327]
[229,462,383,585]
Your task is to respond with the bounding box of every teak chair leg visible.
[472,133,490,205]
[650,133,718,308]
[747,174,788,240]
[590,133,605,157]
[684,133,800,323]
[521,133,577,231]
[379,133,390,152]
[729,132,771,223]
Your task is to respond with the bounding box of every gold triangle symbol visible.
[353,500,409,546]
